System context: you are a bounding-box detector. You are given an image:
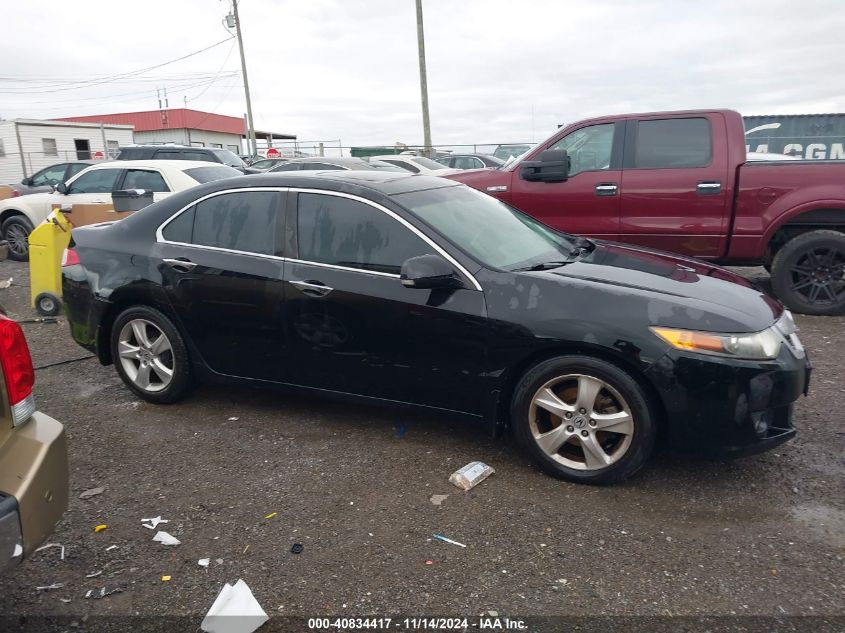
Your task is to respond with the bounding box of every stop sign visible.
[93,150,105,160]
[266,148,281,158]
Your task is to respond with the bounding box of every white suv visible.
[0,160,240,260]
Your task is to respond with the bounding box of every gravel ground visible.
[0,260,842,629]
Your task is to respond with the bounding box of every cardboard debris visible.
[201,579,269,633]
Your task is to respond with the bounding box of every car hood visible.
[524,241,782,333]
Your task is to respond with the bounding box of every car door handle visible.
[696,181,721,195]
[290,280,333,297]
[595,183,618,196]
[162,258,197,273]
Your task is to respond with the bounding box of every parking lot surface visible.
[0,260,842,623]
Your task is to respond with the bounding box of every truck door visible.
[509,122,624,240]
[619,115,730,259]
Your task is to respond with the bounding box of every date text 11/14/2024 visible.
[307,616,528,630]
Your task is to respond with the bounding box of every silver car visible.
[9,161,95,197]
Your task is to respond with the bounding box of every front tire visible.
[2,215,34,261]
[770,230,845,316]
[110,305,192,404]
[511,356,656,485]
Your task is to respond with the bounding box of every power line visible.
[186,39,237,104]
[9,74,240,106]
[0,37,235,94]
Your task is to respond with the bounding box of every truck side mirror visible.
[520,149,569,183]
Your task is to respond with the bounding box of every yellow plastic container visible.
[28,207,72,316]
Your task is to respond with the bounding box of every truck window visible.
[633,118,711,168]
[549,124,614,176]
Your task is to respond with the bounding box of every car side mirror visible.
[55,182,68,194]
[520,149,569,183]
[400,254,463,290]
[20,177,32,186]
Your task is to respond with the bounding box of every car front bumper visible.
[0,412,68,572]
[645,342,810,458]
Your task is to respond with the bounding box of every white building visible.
[0,119,134,184]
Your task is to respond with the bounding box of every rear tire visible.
[770,230,845,316]
[2,215,34,261]
[510,355,656,485]
[111,305,192,404]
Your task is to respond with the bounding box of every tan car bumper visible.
[0,412,68,571]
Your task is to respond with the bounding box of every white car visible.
[370,154,458,175]
[0,160,240,260]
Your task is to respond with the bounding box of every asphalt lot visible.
[0,259,842,627]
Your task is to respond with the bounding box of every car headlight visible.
[650,325,782,360]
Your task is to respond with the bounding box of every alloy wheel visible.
[528,373,634,471]
[789,246,845,306]
[117,318,174,392]
[6,223,29,256]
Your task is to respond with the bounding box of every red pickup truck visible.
[446,109,845,315]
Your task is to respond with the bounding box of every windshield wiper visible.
[512,237,596,272]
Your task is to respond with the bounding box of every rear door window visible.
[296,193,433,274]
[184,191,282,256]
[633,118,712,168]
[121,169,170,192]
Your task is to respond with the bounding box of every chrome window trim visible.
[155,186,483,291]
[291,188,483,291]
[286,258,399,279]
[155,186,289,245]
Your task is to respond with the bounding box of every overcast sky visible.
[2,0,844,149]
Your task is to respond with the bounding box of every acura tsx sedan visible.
[61,172,811,484]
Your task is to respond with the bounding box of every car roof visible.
[284,157,370,165]
[86,160,224,170]
[200,170,461,196]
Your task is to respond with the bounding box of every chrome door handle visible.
[595,183,618,196]
[163,258,197,272]
[291,280,333,297]
[696,181,721,195]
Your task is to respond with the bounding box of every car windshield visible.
[411,156,448,170]
[183,165,242,183]
[395,185,577,270]
[210,149,247,169]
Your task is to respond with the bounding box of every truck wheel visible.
[510,356,656,485]
[1,216,34,262]
[771,230,845,316]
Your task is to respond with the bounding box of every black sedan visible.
[62,172,810,484]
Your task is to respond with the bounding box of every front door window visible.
[549,123,615,176]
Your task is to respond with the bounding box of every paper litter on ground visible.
[201,579,269,633]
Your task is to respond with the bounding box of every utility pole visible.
[230,0,257,157]
[415,0,432,158]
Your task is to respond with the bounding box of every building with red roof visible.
[56,108,295,155]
